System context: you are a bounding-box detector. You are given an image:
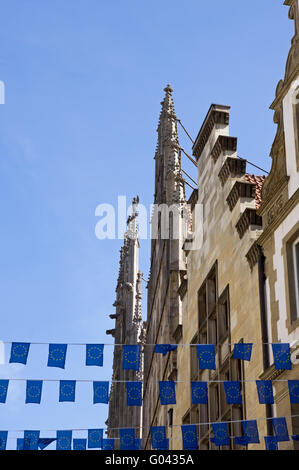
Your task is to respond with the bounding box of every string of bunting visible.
[0,377,298,407]
[1,415,299,450]
[2,342,295,371]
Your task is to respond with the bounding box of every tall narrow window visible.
[293,88,299,171]
[293,237,299,319]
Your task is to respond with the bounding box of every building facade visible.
[107,1,299,450]
[256,0,299,450]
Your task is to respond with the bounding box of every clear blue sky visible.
[0,0,293,449]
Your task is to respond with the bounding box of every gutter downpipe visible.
[257,244,273,436]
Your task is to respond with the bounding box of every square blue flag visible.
[59,381,76,402]
[126,382,142,406]
[24,431,40,450]
[102,439,114,450]
[0,380,9,404]
[288,380,299,404]
[272,343,292,370]
[26,380,43,404]
[272,417,289,442]
[122,345,141,371]
[256,380,274,404]
[48,344,67,369]
[0,432,8,450]
[88,429,103,449]
[265,436,278,450]
[93,381,109,404]
[151,427,167,449]
[86,344,104,367]
[119,429,136,450]
[10,342,30,365]
[191,382,208,405]
[196,345,216,370]
[223,381,242,405]
[242,420,260,444]
[154,344,178,356]
[233,343,253,361]
[73,439,87,450]
[159,381,176,405]
[234,436,249,447]
[56,431,72,450]
[181,425,198,450]
[211,423,230,446]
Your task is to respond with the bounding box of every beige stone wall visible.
[174,109,268,449]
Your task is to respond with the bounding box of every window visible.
[293,237,299,318]
[168,408,173,427]
[293,87,299,171]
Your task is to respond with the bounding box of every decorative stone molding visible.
[109,314,119,320]
[235,208,263,239]
[192,105,230,161]
[218,157,247,186]
[245,242,260,270]
[226,181,256,211]
[211,136,237,163]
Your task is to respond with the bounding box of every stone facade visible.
[256,0,299,450]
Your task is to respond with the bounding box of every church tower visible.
[106,197,146,445]
[142,85,189,449]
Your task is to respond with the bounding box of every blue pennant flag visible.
[73,439,87,450]
[151,426,167,449]
[234,436,249,447]
[88,429,103,449]
[126,382,142,406]
[0,380,9,404]
[26,380,43,404]
[288,380,299,404]
[272,417,289,442]
[24,431,40,450]
[48,344,67,369]
[56,431,72,450]
[191,382,208,405]
[181,425,198,450]
[0,432,8,450]
[59,381,76,402]
[102,439,115,450]
[134,439,142,450]
[196,345,216,370]
[242,420,260,444]
[159,381,176,405]
[233,343,253,362]
[154,345,178,356]
[86,344,104,367]
[119,429,136,450]
[93,381,109,404]
[256,380,274,404]
[17,439,27,450]
[156,439,169,450]
[272,343,292,370]
[265,436,278,450]
[9,342,30,365]
[38,438,57,450]
[292,435,299,441]
[122,345,141,371]
[223,381,242,405]
[211,423,230,446]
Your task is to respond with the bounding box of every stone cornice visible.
[211,136,237,163]
[235,208,263,239]
[245,242,260,270]
[226,181,256,212]
[218,157,247,186]
[192,104,230,161]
